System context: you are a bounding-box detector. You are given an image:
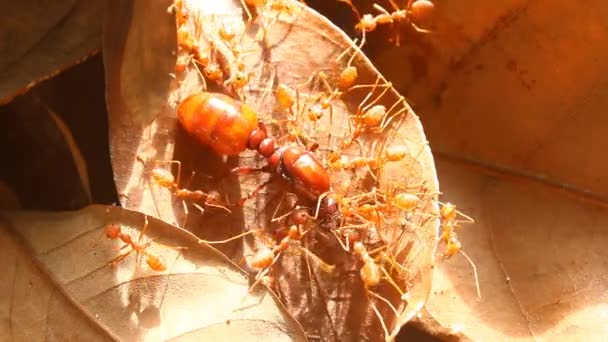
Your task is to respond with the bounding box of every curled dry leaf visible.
[359,0,608,340]
[0,0,103,105]
[425,160,608,341]
[0,205,307,341]
[104,0,439,340]
[0,94,91,210]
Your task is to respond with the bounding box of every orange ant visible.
[269,41,379,148]
[149,160,231,225]
[246,224,335,292]
[291,75,396,155]
[241,0,302,42]
[339,0,433,46]
[437,202,481,299]
[104,216,167,272]
[214,22,258,98]
[292,41,373,123]
[273,72,388,149]
[351,241,411,340]
[330,186,423,250]
[270,82,328,147]
[170,2,229,88]
[338,81,408,150]
[168,0,189,29]
[327,142,409,172]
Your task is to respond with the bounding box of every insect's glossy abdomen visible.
[177,92,258,155]
[280,147,330,198]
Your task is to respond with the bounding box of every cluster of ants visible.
[103,0,479,340]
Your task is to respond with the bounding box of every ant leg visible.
[269,195,295,223]
[238,179,273,206]
[360,79,392,115]
[108,248,136,267]
[368,290,400,319]
[378,97,407,131]
[335,40,357,64]
[313,191,331,219]
[300,247,335,273]
[332,229,351,252]
[249,252,282,292]
[459,249,482,300]
[326,103,334,146]
[239,0,253,22]
[191,202,205,214]
[200,229,259,245]
[369,298,390,340]
[137,215,150,247]
[373,3,392,16]
[181,199,191,227]
[153,159,184,188]
[410,21,432,33]
[231,165,268,175]
[199,201,232,213]
[355,78,381,113]
[388,0,401,11]
[191,56,208,90]
[379,266,406,298]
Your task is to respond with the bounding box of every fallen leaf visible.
[0,0,104,104]
[104,0,440,340]
[0,205,307,341]
[352,0,608,340]
[425,160,608,341]
[0,94,91,210]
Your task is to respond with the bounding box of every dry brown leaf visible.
[0,205,307,341]
[0,0,104,105]
[357,0,608,340]
[104,0,439,340]
[371,0,608,197]
[0,94,91,210]
[424,160,608,341]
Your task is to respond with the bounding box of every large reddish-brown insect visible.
[177,91,336,217]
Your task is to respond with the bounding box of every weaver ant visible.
[437,202,481,299]
[273,66,389,149]
[103,217,167,272]
[327,142,409,172]
[214,20,263,99]
[149,160,232,225]
[337,79,409,150]
[170,1,231,88]
[283,41,374,131]
[329,184,426,253]
[340,0,434,46]
[350,240,411,340]
[246,224,335,292]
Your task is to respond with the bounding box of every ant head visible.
[290,208,310,225]
[440,202,457,221]
[318,196,342,228]
[151,168,175,188]
[104,224,121,239]
[206,190,222,204]
[249,247,274,269]
[353,241,365,255]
